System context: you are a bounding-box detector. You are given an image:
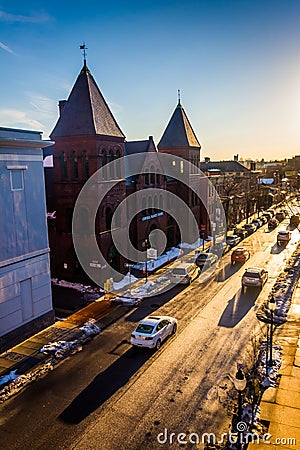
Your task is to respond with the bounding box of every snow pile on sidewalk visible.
[111,296,142,306]
[0,370,19,387]
[52,278,105,295]
[0,320,101,403]
[256,243,300,324]
[113,272,138,291]
[254,342,282,388]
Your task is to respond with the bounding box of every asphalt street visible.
[0,215,299,450]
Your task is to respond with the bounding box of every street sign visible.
[124,263,135,268]
[147,247,157,259]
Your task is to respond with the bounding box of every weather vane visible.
[178,89,181,104]
[80,42,88,66]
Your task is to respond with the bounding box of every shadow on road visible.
[270,243,286,254]
[215,262,241,282]
[218,288,260,328]
[58,345,152,424]
[125,284,184,323]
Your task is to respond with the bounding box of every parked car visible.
[290,215,300,227]
[268,218,279,231]
[262,212,272,221]
[131,315,177,349]
[231,247,250,265]
[226,234,242,247]
[275,211,285,222]
[169,262,199,284]
[242,224,256,235]
[195,252,218,270]
[210,241,230,255]
[251,219,262,228]
[235,228,248,239]
[259,215,268,224]
[241,268,268,292]
[267,208,276,217]
[277,230,291,246]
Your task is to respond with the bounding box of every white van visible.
[169,262,199,285]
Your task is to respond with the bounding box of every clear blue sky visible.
[1,0,300,161]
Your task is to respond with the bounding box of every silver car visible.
[241,268,268,292]
[131,315,177,349]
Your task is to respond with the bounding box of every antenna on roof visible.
[178,89,181,105]
[80,42,88,67]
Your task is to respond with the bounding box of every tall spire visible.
[80,42,88,68]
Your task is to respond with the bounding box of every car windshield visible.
[197,254,208,260]
[172,268,187,275]
[244,271,260,278]
[135,324,155,334]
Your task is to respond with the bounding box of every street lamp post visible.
[143,238,149,283]
[268,297,276,368]
[233,367,247,450]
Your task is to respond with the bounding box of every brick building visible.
[47,61,205,283]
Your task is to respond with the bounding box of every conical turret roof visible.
[50,63,125,139]
[158,101,201,149]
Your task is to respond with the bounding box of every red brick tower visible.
[49,60,126,281]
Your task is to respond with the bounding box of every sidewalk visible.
[248,283,300,449]
[0,297,131,397]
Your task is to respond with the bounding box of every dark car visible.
[234,228,248,239]
[211,241,230,255]
[226,235,241,247]
[262,212,272,221]
[242,224,256,235]
[195,252,218,269]
[275,211,285,222]
[251,219,262,228]
[259,215,268,224]
[268,218,279,231]
[231,247,250,265]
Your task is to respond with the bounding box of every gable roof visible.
[158,101,201,149]
[124,137,159,184]
[50,63,125,139]
[200,160,249,173]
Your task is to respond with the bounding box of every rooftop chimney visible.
[204,157,210,163]
[234,154,239,161]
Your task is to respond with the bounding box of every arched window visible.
[156,171,160,185]
[159,194,163,210]
[106,207,112,230]
[61,152,68,180]
[82,150,89,180]
[150,165,155,185]
[142,197,146,214]
[100,150,107,179]
[114,206,121,228]
[144,169,149,185]
[108,150,114,179]
[154,195,158,210]
[115,149,121,178]
[148,196,152,213]
[72,151,78,179]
